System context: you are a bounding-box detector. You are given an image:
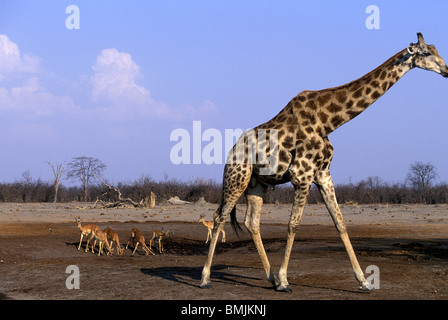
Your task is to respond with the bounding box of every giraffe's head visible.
[407,32,448,77]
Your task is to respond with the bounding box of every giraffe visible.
[200,33,448,292]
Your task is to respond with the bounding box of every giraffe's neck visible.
[298,48,414,136]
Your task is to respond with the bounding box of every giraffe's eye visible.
[422,51,431,57]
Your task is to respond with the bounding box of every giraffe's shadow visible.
[139,265,367,294]
[140,264,274,290]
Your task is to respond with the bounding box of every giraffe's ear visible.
[407,46,416,55]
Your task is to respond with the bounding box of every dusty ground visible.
[0,202,448,300]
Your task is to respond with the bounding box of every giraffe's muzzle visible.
[441,66,448,77]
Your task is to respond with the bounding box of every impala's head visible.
[198,214,206,222]
[130,228,139,237]
[407,32,448,77]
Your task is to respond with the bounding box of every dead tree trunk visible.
[77,178,156,209]
[144,191,156,208]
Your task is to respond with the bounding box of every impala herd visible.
[75,214,222,256]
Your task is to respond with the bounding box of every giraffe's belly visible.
[253,163,292,187]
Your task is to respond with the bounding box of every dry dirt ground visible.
[1,202,448,301]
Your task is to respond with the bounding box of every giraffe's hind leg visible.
[200,163,252,289]
[244,179,276,287]
[276,179,312,292]
[200,201,236,289]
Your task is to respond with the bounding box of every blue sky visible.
[1,1,448,187]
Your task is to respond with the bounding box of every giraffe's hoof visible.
[200,283,213,289]
[358,283,374,291]
[276,285,292,292]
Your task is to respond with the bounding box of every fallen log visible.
[75,179,156,209]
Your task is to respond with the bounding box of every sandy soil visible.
[1,202,448,300]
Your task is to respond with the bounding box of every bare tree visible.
[407,161,438,190]
[48,161,67,203]
[21,171,33,202]
[66,156,107,201]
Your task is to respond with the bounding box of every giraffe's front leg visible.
[314,170,373,291]
[200,203,234,288]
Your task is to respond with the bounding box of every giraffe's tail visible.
[230,205,243,234]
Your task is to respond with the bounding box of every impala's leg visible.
[205,229,211,244]
[85,235,90,252]
[276,178,312,292]
[159,238,163,253]
[132,242,139,255]
[78,234,84,251]
[221,229,226,243]
[108,241,113,255]
[143,243,155,255]
[314,170,373,291]
[149,235,155,250]
[91,239,98,254]
[110,241,115,255]
[85,234,95,252]
[244,180,276,287]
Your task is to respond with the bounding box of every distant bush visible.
[0,174,447,205]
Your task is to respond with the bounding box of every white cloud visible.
[0,77,78,116]
[0,34,39,77]
[90,48,176,118]
[91,48,149,103]
[89,48,218,121]
[0,37,217,122]
[0,35,78,117]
